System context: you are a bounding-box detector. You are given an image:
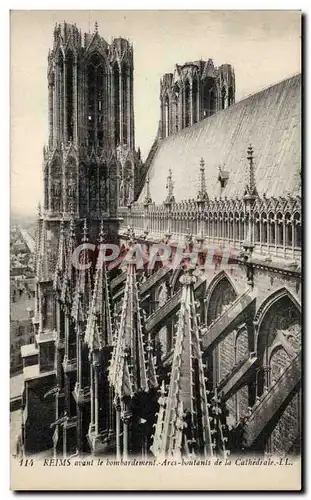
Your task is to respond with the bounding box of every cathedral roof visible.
[139,74,301,204]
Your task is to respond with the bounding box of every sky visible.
[10,10,301,216]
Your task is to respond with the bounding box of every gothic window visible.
[58,52,64,139]
[192,78,198,124]
[66,49,74,142]
[223,212,228,239]
[276,212,284,245]
[294,212,301,247]
[234,212,240,240]
[164,95,169,138]
[174,83,180,132]
[261,212,268,243]
[285,212,292,246]
[256,293,301,455]
[228,86,234,107]
[185,80,191,128]
[240,212,245,241]
[122,63,128,144]
[113,64,120,146]
[203,77,217,117]
[254,212,260,242]
[205,275,237,386]
[221,87,226,110]
[269,212,276,245]
[87,53,106,147]
[228,212,234,239]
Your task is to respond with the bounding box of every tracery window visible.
[185,80,191,128]
[261,212,268,243]
[87,53,106,147]
[113,64,120,146]
[294,212,301,247]
[66,50,74,142]
[269,212,276,245]
[285,212,292,246]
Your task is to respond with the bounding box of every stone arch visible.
[255,287,301,397]
[204,271,238,388]
[205,271,238,326]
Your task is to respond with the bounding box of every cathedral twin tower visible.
[44,21,235,224]
[44,21,137,221]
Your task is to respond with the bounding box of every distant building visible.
[159,59,235,138]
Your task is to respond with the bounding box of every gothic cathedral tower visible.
[23,22,141,455]
[44,21,139,226]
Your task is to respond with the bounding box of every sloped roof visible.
[139,74,301,204]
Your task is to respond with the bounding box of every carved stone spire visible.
[60,212,76,309]
[165,168,175,204]
[144,174,152,206]
[244,144,258,199]
[84,222,113,351]
[53,218,67,296]
[109,229,157,400]
[151,265,213,459]
[197,158,208,202]
[72,218,93,324]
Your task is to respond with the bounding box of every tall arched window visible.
[58,52,64,139]
[294,212,301,247]
[269,212,275,245]
[203,77,217,117]
[113,64,120,146]
[276,212,284,245]
[122,63,128,144]
[228,86,234,107]
[87,53,106,147]
[164,96,169,138]
[192,78,198,124]
[185,80,191,127]
[261,212,268,243]
[66,49,74,142]
[254,212,260,242]
[285,212,292,247]
[221,87,226,109]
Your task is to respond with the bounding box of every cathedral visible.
[19,21,301,459]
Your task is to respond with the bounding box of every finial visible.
[37,201,41,218]
[94,20,99,34]
[82,218,88,243]
[165,168,175,204]
[144,174,152,206]
[197,158,208,202]
[244,144,258,197]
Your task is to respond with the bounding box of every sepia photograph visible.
[9,9,302,490]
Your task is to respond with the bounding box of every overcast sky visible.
[10,10,301,215]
